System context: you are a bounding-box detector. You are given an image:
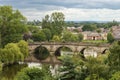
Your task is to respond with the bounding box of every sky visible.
[0,0,120,21]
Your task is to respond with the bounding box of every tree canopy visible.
[0,6,28,47]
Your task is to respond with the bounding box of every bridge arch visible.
[34,45,50,60]
[101,49,109,54]
[80,47,98,57]
[54,46,73,56]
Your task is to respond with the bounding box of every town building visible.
[82,31,107,40]
[112,26,120,40]
[67,26,83,32]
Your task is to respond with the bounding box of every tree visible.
[42,12,65,37]
[42,28,52,41]
[62,30,78,42]
[96,29,101,33]
[108,42,120,72]
[32,30,46,41]
[51,12,65,35]
[0,41,28,64]
[27,25,39,33]
[85,57,109,80]
[14,66,54,80]
[78,33,83,42]
[82,24,97,31]
[17,40,28,58]
[0,43,24,64]
[14,67,44,80]
[0,6,28,47]
[42,15,51,29]
[58,55,88,80]
[107,32,114,43]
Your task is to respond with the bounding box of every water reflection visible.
[0,62,60,80]
[0,64,27,80]
[26,62,61,76]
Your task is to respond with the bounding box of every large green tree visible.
[42,12,65,37]
[0,6,28,47]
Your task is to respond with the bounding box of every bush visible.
[14,66,54,80]
[109,71,120,80]
[14,67,44,80]
[0,62,2,72]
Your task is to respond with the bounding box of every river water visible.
[0,62,60,80]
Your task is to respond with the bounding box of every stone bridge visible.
[29,42,110,54]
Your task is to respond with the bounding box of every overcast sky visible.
[0,0,120,21]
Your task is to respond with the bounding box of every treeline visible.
[66,20,119,27]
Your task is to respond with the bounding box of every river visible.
[0,62,60,80]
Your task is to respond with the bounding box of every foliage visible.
[52,35,61,42]
[58,55,88,80]
[0,6,28,47]
[27,25,39,33]
[34,46,50,60]
[27,20,41,26]
[85,74,105,80]
[42,28,52,41]
[0,40,28,64]
[0,64,27,80]
[0,61,2,72]
[85,57,109,80]
[62,30,79,42]
[96,29,101,33]
[32,30,46,41]
[14,67,44,80]
[51,12,65,35]
[108,42,120,72]
[42,12,65,37]
[14,66,54,80]
[1,43,24,64]
[17,40,29,58]
[82,24,97,31]
[109,71,120,80]
[107,32,114,43]
[78,33,83,42]
[42,15,51,30]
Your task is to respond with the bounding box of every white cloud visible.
[20,8,120,21]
